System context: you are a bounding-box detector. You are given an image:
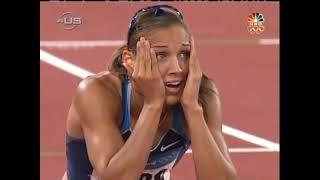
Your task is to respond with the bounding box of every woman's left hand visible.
[180,36,203,109]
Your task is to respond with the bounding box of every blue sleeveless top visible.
[66,77,191,180]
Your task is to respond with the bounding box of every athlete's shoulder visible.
[70,71,124,111]
[76,71,122,97]
[72,71,123,123]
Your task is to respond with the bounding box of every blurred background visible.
[40,2,279,180]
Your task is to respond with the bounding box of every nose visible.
[167,57,182,74]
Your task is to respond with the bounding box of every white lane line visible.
[40,40,125,49]
[40,49,94,78]
[222,125,279,151]
[186,147,278,154]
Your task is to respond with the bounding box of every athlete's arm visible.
[182,83,237,180]
[74,76,163,180]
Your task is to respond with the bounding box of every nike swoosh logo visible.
[160,140,181,152]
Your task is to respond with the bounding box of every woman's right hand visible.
[132,37,165,106]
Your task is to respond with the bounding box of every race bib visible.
[140,161,174,180]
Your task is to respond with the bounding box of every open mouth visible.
[165,80,183,94]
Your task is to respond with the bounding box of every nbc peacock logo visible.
[247,13,265,34]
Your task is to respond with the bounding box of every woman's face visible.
[145,25,191,106]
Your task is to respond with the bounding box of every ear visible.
[122,49,135,75]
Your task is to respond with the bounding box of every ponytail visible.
[108,45,128,82]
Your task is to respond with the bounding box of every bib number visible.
[140,169,167,180]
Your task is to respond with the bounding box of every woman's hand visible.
[181,36,203,109]
[132,37,166,106]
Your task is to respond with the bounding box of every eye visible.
[156,52,167,61]
[178,51,190,61]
